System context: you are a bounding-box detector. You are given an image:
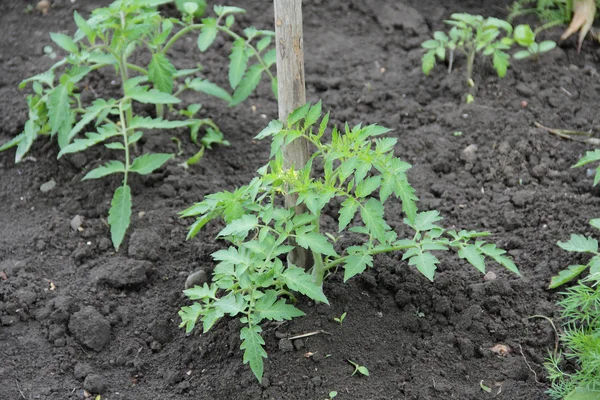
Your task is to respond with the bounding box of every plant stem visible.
[119,100,131,186]
[466,49,475,84]
[322,243,415,272]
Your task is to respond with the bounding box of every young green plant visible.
[348,360,369,377]
[512,24,557,60]
[1,0,276,163]
[179,102,520,382]
[333,312,347,327]
[421,13,513,88]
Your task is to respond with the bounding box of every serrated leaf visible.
[256,36,272,52]
[344,252,373,282]
[397,177,418,224]
[549,264,588,289]
[129,86,181,104]
[148,53,176,93]
[422,51,436,75]
[183,283,218,301]
[186,214,212,240]
[413,210,443,231]
[187,78,232,103]
[230,64,263,106]
[492,51,510,78]
[558,234,598,253]
[339,198,359,232]
[255,120,283,140]
[360,198,390,243]
[82,160,125,180]
[214,293,246,316]
[19,69,55,89]
[130,153,173,175]
[255,291,305,321]
[197,18,217,51]
[355,176,381,198]
[283,265,329,304]
[48,84,73,149]
[16,121,37,163]
[296,232,337,257]
[202,308,224,332]
[74,11,96,43]
[178,303,203,334]
[408,251,439,281]
[458,245,486,273]
[50,32,78,53]
[240,325,267,382]
[108,185,132,251]
[229,38,249,89]
[288,103,311,127]
[480,244,520,276]
[58,124,120,158]
[129,116,191,130]
[68,99,111,142]
[218,214,259,238]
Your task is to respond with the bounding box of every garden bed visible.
[1,0,600,399]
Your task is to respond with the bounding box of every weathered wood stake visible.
[274,0,311,269]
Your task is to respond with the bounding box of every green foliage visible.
[3,0,277,249]
[545,272,600,399]
[333,311,347,326]
[512,24,557,60]
[179,103,520,382]
[508,0,574,24]
[421,13,513,85]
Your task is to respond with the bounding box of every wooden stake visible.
[274,0,312,269]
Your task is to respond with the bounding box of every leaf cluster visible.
[512,24,557,59]
[508,0,575,24]
[421,13,513,81]
[179,102,520,382]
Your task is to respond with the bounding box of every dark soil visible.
[1,0,600,399]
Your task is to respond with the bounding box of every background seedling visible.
[180,103,520,382]
[348,360,369,376]
[326,391,338,400]
[333,312,347,327]
[421,13,513,87]
[512,24,557,60]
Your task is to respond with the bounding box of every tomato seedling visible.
[348,360,369,377]
[512,24,557,60]
[333,312,347,327]
[179,102,520,382]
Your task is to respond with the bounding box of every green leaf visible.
[513,50,532,60]
[230,64,263,106]
[590,219,600,230]
[240,325,267,383]
[0,134,25,153]
[573,150,600,168]
[68,99,112,142]
[148,53,176,93]
[304,101,322,127]
[296,232,337,257]
[255,291,305,321]
[218,214,259,238]
[50,32,78,53]
[202,308,225,332]
[355,176,381,198]
[558,234,598,253]
[129,86,181,104]
[16,121,38,163]
[48,83,73,149]
[229,38,249,89]
[183,283,218,301]
[458,245,486,273]
[338,198,359,232]
[422,51,436,75]
[74,11,96,43]
[255,120,283,140]
[283,265,329,304]
[130,153,173,175]
[480,244,520,276]
[82,160,125,180]
[129,116,191,130]
[214,5,246,16]
[549,264,588,289]
[397,177,418,224]
[197,18,217,51]
[19,69,55,89]
[513,24,535,46]
[58,124,120,157]
[538,40,556,53]
[360,198,390,243]
[214,293,246,316]
[408,251,439,281]
[178,303,203,334]
[187,78,232,103]
[108,185,132,251]
[492,51,510,78]
[344,252,373,282]
[413,211,443,231]
[564,385,600,400]
[288,103,311,127]
[256,36,272,52]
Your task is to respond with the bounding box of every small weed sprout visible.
[348,360,369,377]
[333,312,347,327]
[326,391,338,400]
[421,13,513,86]
[512,24,557,60]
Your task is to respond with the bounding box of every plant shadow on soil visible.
[1,0,600,399]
